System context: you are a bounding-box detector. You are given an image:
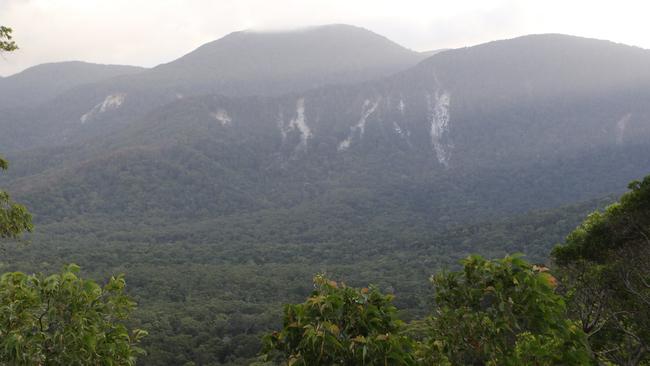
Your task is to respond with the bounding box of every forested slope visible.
[2,29,650,364]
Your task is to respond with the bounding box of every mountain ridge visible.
[3,26,650,366]
[0,24,430,153]
[0,61,145,109]
[3,32,650,227]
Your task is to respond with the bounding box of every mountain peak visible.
[149,23,426,96]
[3,61,144,79]
[0,61,145,109]
[459,33,650,54]
[221,24,392,40]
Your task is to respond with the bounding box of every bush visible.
[0,264,147,365]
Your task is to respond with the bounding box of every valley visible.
[1,24,649,365]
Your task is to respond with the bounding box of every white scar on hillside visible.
[398,98,405,115]
[211,109,232,126]
[616,113,632,144]
[393,97,411,141]
[80,93,126,124]
[426,90,452,167]
[393,121,411,140]
[279,98,312,150]
[338,99,379,151]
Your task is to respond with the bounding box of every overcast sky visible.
[1,0,649,76]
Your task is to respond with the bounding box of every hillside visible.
[2,29,650,365]
[6,34,650,225]
[4,193,613,365]
[0,61,145,109]
[0,24,427,152]
[149,24,426,96]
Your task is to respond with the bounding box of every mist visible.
[2,0,650,76]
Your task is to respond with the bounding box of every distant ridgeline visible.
[1,25,650,364]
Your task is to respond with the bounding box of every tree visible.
[0,26,31,240]
[421,255,591,365]
[0,26,18,52]
[262,274,416,365]
[0,264,147,365]
[553,175,650,365]
[1,157,33,239]
[0,26,145,365]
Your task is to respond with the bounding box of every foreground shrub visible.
[422,255,591,365]
[0,264,146,365]
[262,274,416,365]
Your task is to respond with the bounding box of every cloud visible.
[1,0,649,76]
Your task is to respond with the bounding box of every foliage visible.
[0,264,147,365]
[262,256,596,366]
[1,20,647,365]
[1,156,33,239]
[553,175,650,365]
[553,176,650,264]
[0,26,18,52]
[0,196,603,365]
[421,255,591,365]
[1,26,31,239]
[1,26,146,366]
[262,274,416,365]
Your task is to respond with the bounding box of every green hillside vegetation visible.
[0,265,146,365]
[262,175,650,365]
[554,176,650,365]
[2,23,650,365]
[262,256,591,365]
[2,191,612,364]
[0,156,32,239]
[3,152,145,364]
[2,126,648,364]
[2,27,146,361]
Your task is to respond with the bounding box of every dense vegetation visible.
[554,176,650,365]
[0,24,32,239]
[1,127,616,365]
[262,275,416,365]
[2,28,145,360]
[0,265,146,365]
[0,156,32,239]
[262,175,650,365]
[262,256,591,365]
[2,152,145,364]
[421,255,589,365]
[3,23,650,365]
[2,194,610,365]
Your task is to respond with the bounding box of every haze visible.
[1,0,649,77]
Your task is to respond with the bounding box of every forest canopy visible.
[261,175,650,365]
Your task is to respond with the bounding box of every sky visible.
[1,0,649,76]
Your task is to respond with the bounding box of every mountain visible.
[420,48,449,57]
[4,30,650,366]
[0,25,427,153]
[148,24,427,96]
[5,33,650,226]
[0,61,145,110]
